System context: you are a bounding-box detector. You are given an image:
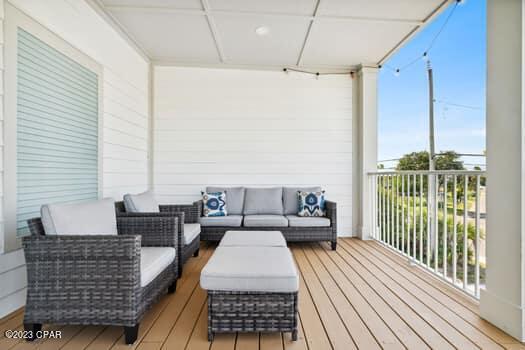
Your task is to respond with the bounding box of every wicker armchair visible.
[115,201,202,275]
[22,215,180,345]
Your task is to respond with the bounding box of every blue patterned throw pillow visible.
[202,191,227,217]
[297,190,326,217]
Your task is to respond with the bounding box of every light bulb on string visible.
[422,52,429,62]
[394,69,400,77]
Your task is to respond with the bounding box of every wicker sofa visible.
[23,200,180,345]
[115,201,201,275]
[198,186,338,250]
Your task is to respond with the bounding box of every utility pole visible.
[428,61,436,170]
[427,61,437,259]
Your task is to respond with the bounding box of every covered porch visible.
[0,0,523,348]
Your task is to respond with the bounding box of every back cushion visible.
[283,187,322,215]
[41,198,118,235]
[243,187,284,215]
[207,187,245,215]
[123,191,160,213]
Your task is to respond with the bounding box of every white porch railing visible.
[368,170,486,299]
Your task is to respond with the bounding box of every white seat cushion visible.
[123,191,160,213]
[243,215,288,227]
[184,223,201,245]
[140,247,176,287]
[200,246,299,292]
[286,215,331,227]
[199,215,243,227]
[219,231,286,247]
[41,198,117,235]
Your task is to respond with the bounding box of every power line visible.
[381,0,462,75]
[434,99,484,110]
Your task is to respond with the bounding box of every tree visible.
[396,150,467,201]
[396,150,464,171]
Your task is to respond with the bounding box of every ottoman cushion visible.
[219,230,286,247]
[200,246,298,292]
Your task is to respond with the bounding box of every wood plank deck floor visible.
[1,238,524,350]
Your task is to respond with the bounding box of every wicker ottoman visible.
[200,246,299,341]
[219,230,286,247]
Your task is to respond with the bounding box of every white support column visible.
[480,0,525,341]
[353,66,378,240]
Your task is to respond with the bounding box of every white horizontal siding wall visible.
[0,0,150,317]
[154,66,353,236]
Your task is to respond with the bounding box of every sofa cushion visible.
[199,215,243,227]
[200,246,299,292]
[298,191,326,217]
[243,187,283,215]
[283,187,321,215]
[123,191,160,213]
[207,187,245,215]
[202,191,227,217]
[140,247,176,287]
[219,230,286,247]
[286,215,331,227]
[243,215,288,227]
[41,198,118,236]
[184,223,201,245]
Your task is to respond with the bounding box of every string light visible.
[383,0,461,76]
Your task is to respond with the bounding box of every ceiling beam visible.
[104,5,424,25]
[296,0,320,66]
[201,0,226,62]
[85,0,152,62]
[377,0,452,66]
[152,58,357,73]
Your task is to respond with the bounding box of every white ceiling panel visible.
[208,0,318,16]
[318,0,444,21]
[301,19,416,66]
[214,15,311,65]
[109,10,220,62]
[103,0,203,10]
[98,0,450,69]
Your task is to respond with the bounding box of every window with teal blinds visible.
[16,28,99,236]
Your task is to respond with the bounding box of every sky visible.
[378,0,486,169]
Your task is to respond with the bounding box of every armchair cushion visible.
[140,247,176,287]
[243,187,283,215]
[184,223,201,245]
[124,191,160,213]
[41,198,117,235]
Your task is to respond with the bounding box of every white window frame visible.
[3,3,104,253]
